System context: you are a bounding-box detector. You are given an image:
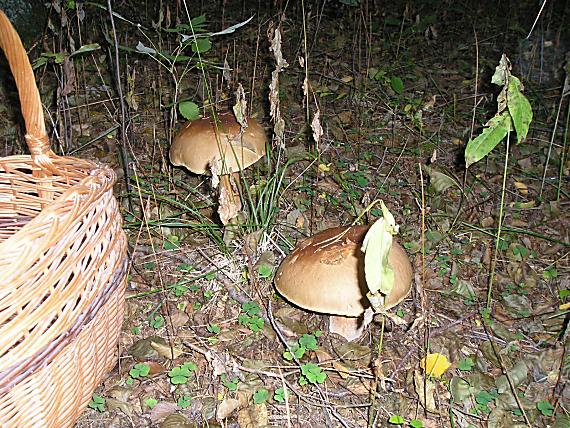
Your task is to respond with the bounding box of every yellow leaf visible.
[420,353,451,378]
[514,181,528,195]
[341,76,353,83]
[318,163,331,173]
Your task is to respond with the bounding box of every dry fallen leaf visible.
[150,401,179,424]
[314,348,351,380]
[151,339,184,360]
[159,413,195,428]
[237,403,269,428]
[514,180,529,195]
[216,397,241,420]
[413,370,438,413]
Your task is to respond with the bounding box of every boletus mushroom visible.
[274,225,413,341]
[169,112,267,224]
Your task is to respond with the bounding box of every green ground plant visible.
[88,394,106,413]
[464,54,533,311]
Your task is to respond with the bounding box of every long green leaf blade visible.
[507,76,533,145]
[465,112,511,168]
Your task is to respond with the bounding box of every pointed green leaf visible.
[191,38,212,53]
[465,111,511,168]
[70,43,101,57]
[507,76,532,145]
[390,76,404,94]
[178,101,201,121]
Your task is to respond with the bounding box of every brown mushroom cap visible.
[169,112,267,175]
[274,225,413,317]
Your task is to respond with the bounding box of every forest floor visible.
[1,1,569,427]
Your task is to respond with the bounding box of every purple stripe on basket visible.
[0,256,128,393]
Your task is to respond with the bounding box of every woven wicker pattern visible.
[0,9,127,427]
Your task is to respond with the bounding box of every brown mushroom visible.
[169,112,267,224]
[274,225,413,341]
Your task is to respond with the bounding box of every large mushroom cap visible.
[274,225,413,317]
[169,112,267,175]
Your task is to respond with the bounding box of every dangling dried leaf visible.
[233,84,248,129]
[311,111,323,147]
[218,184,241,225]
[268,23,288,149]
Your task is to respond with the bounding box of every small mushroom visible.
[169,112,267,224]
[274,225,413,341]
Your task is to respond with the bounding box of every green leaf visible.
[465,111,511,168]
[458,357,475,371]
[390,76,404,94]
[253,388,269,404]
[168,365,193,385]
[70,43,101,57]
[475,389,497,405]
[182,361,197,372]
[191,14,207,27]
[361,203,396,296]
[150,315,165,329]
[130,363,150,378]
[88,394,106,412]
[301,363,326,384]
[242,301,261,316]
[163,235,180,250]
[258,264,273,278]
[543,267,558,280]
[274,387,289,403]
[170,375,188,385]
[388,414,405,424]
[410,419,424,428]
[191,38,212,53]
[144,398,157,409]
[177,396,192,408]
[207,323,221,334]
[222,375,239,391]
[507,76,533,145]
[283,342,306,361]
[299,334,318,351]
[178,101,201,121]
[176,263,194,272]
[537,400,554,417]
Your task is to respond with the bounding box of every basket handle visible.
[0,10,56,169]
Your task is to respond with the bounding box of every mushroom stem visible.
[328,315,364,342]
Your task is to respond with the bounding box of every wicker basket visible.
[0,10,128,427]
